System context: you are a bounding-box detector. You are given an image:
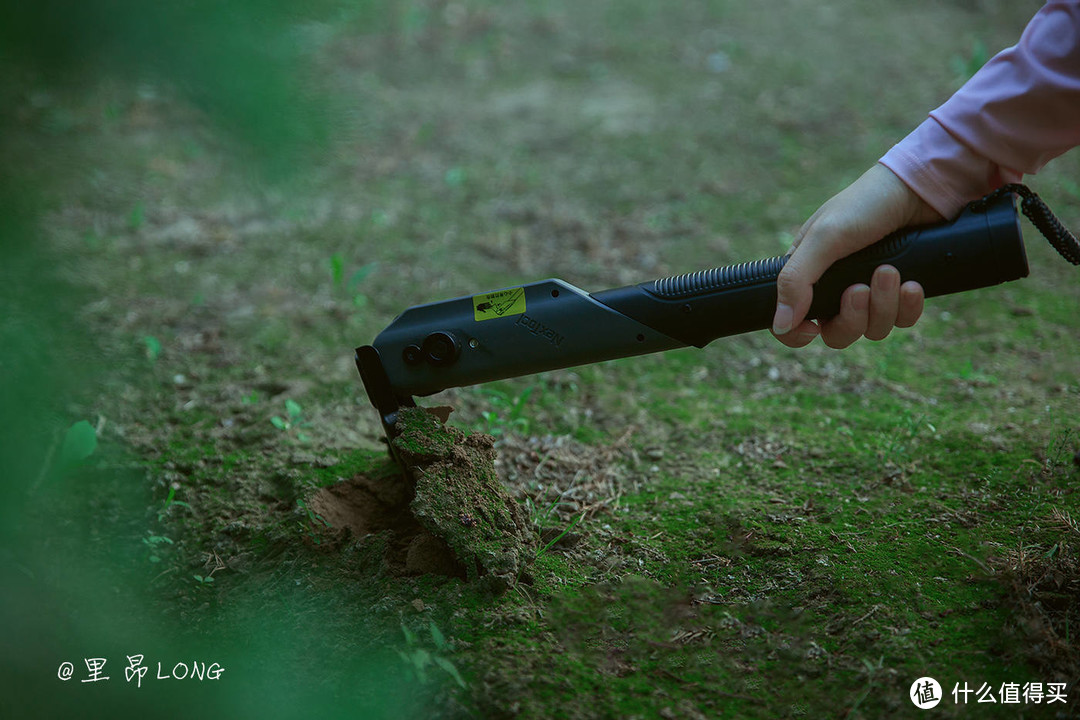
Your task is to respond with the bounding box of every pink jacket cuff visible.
[879,119,1021,219]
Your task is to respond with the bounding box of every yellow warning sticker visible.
[473,287,526,321]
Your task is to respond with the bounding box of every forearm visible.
[881,0,1080,218]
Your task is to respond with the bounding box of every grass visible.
[5,0,1078,717]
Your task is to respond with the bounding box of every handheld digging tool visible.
[357,185,1079,442]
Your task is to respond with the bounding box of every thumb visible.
[772,228,838,335]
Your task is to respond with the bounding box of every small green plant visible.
[477,385,538,436]
[31,419,97,493]
[143,335,162,362]
[528,473,580,530]
[271,399,311,442]
[444,166,466,187]
[128,201,146,231]
[296,499,331,544]
[142,533,174,564]
[330,258,378,308]
[157,485,191,521]
[950,38,988,82]
[1047,427,1078,471]
[241,390,261,405]
[536,511,585,558]
[398,622,466,689]
[327,255,377,308]
[949,359,997,385]
[60,420,98,467]
[329,253,345,288]
[349,262,377,308]
[193,552,224,586]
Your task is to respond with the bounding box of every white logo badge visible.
[910,677,943,709]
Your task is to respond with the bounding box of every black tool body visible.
[593,193,1026,347]
[357,192,1027,416]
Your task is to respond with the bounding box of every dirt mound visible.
[393,407,536,591]
[307,407,535,590]
[308,472,409,537]
[307,470,465,577]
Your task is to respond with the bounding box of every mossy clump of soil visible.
[392,406,536,591]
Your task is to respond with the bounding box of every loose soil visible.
[310,407,535,589]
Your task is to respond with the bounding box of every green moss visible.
[392,407,536,590]
[310,449,398,488]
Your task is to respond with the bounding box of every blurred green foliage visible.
[0,0,361,468]
[0,0,342,164]
[0,0,369,511]
[0,3,392,717]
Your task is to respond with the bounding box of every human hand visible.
[771,164,945,349]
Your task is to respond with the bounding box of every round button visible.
[422,331,460,366]
[402,344,423,365]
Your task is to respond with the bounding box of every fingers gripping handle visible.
[591,193,1028,348]
[809,193,1027,317]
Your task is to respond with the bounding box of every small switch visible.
[402,344,423,365]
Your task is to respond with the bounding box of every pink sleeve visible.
[880,1,1080,218]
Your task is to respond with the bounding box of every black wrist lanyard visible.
[970,184,1080,265]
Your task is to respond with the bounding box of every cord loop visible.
[970,184,1080,265]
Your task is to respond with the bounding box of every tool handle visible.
[591,192,1029,347]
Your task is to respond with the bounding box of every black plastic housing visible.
[591,193,1027,347]
[359,193,1029,407]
